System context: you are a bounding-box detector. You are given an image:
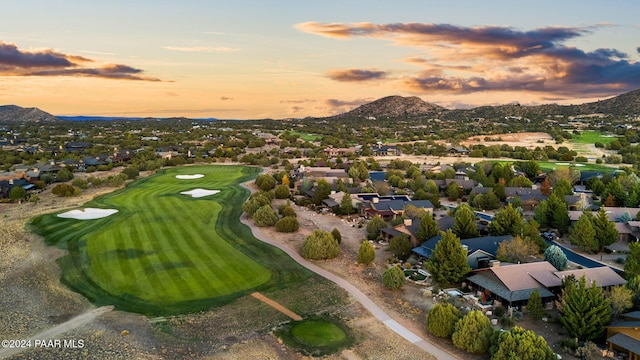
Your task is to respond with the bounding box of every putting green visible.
[31,165,312,315]
[291,320,347,347]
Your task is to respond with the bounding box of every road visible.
[240,216,459,360]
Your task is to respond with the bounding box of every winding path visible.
[240,214,458,360]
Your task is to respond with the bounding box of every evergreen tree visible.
[389,235,412,258]
[274,184,290,199]
[366,215,387,240]
[426,230,471,285]
[312,179,332,205]
[426,303,461,338]
[357,240,375,265]
[490,327,555,360]
[626,275,640,310]
[570,212,597,253]
[544,245,567,271]
[382,265,406,290]
[626,242,640,278]
[559,275,611,341]
[453,203,479,239]
[452,310,493,354]
[9,186,27,202]
[552,178,574,197]
[275,216,299,232]
[254,205,279,227]
[302,230,340,260]
[527,290,544,321]
[417,214,439,243]
[331,228,342,244]
[593,207,618,251]
[548,193,570,235]
[523,219,546,251]
[339,192,354,215]
[488,203,524,236]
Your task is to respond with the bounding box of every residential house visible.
[382,218,422,247]
[412,234,512,269]
[360,195,433,220]
[607,311,640,360]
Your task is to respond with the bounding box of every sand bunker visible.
[555,163,585,167]
[180,189,220,198]
[58,208,119,220]
[176,174,204,179]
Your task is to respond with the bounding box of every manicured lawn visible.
[572,131,619,144]
[289,130,322,141]
[291,320,347,347]
[31,165,313,315]
[488,160,617,173]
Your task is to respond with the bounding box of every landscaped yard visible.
[289,130,322,141]
[30,165,314,315]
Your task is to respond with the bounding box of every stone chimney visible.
[372,197,379,204]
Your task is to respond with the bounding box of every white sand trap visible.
[176,174,204,179]
[180,189,220,198]
[554,162,585,167]
[58,208,119,220]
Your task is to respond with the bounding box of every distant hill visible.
[334,95,447,119]
[0,105,60,123]
[327,88,640,120]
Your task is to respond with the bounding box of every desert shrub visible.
[274,184,290,199]
[331,228,342,244]
[275,216,299,233]
[357,241,375,265]
[426,303,461,338]
[302,230,340,260]
[51,184,79,197]
[253,205,279,227]
[72,178,88,189]
[382,266,406,290]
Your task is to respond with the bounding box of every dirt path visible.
[250,292,303,321]
[0,306,113,359]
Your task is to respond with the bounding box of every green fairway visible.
[31,165,313,315]
[291,320,346,347]
[572,130,619,144]
[289,130,322,141]
[488,160,617,173]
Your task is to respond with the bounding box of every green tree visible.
[339,192,354,215]
[446,182,462,200]
[593,207,619,251]
[302,229,340,260]
[508,175,534,188]
[552,178,573,197]
[122,166,139,180]
[490,326,555,360]
[417,214,439,243]
[426,230,471,285]
[626,242,640,278]
[426,303,461,338]
[626,275,640,310]
[389,235,412,258]
[255,174,276,191]
[544,245,567,271]
[453,203,479,239]
[488,203,524,236]
[452,310,493,354]
[312,179,332,205]
[9,186,27,202]
[382,265,406,290]
[523,219,546,251]
[331,228,342,244]
[559,275,611,342]
[274,184,290,199]
[535,193,570,234]
[55,167,74,182]
[275,216,299,232]
[527,290,544,321]
[357,240,376,265]
[366,215,387,240]
[607,285,633,319]
[570,212,597,253]
[254,205,279,227]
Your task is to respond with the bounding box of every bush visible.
[279,204,297,217]
[72,178,89,189]
[426,303,461,338]
[331,228,342,244]
[253,205,279,227]
[274,184,290,199]
[275,216,299,233]
[382,266,406,290]
[122,166,139,179]
[357,241,375,265]
[451,310,493,354]
[51,184,79,197]
[302,230,340,260]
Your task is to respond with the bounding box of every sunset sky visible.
[2,1,640,119]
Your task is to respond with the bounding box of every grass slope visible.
[571,131,619,144]
[31,165,314,316]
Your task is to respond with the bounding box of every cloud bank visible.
[297,22,640,99]
[0,42,161,81]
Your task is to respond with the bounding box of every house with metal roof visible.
[412,234,512,269]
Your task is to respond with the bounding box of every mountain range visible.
[2,88,640,123]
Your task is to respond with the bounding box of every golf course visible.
[30,165,314,316]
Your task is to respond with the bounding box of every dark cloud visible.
[220,96,233,101]
[280,99,316,104]
[325,98,372,108]
[326,69,388,82]
[0,41,162,81]
[297,22,640,98]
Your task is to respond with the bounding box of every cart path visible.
[250,292,303,321]
[240,213,458,360]
[0,306,113,359]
